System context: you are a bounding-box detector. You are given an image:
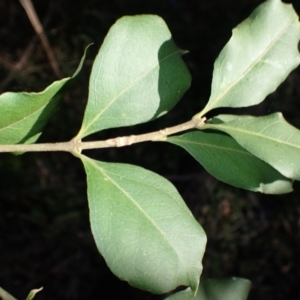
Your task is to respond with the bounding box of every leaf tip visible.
[180,49,189,55]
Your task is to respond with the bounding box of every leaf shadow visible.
[17,82,72,145]
[155,38,191,120]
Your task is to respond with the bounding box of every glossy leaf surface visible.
[195,278,251,300]
[78,15,191,138]
[200,0,300,116]
[207,113,300,181]
[167,131,292,194]
[80,156,206,294]
[0,46,88,145]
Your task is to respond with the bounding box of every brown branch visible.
[0,5,54,92]
[0,36,38,92]
[19,0,61,78]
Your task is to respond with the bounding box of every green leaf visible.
[195,278,251,300]
[206,113,300,181]
[80,155,206,294]
[164,278,251,300]
[25,287,43,300]
[0,45,89,146]
[167,131,292,194]
[77,15,191,138]
[199,0,300,116]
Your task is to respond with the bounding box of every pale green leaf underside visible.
[164,278,251,300]
[78,15,191,138]
[0,46,88,145]
[167,131,292,194]
[80,156,206,294]
[195,278,251,300]
[201,0,300,115]
[206,113,300,181]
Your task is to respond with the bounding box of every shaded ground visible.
[0,0,300,299]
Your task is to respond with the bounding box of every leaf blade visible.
[195,278,251,300]
[167,131,292,194]
[25,287,43,300]
[0,46,89,146]
[80,156,206,294]
[200,0,300,115]
[206,113,300,181]
[78,15,191,138]
[164,278,251,300]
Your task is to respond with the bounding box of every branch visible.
[0,36,37,92]
[19,0,61,78]
[0,4,54,92]
[0,118,206,154]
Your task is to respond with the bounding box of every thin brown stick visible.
[19,0,61,78]
[0,36,38,92]
[0,5,54,92]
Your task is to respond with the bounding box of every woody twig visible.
[19,0,61,78]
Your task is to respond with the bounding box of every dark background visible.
[0,0,300,299]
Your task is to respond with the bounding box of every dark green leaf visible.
[167,131,292,194]
[207,113,300,181]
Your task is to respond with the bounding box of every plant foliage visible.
[76,15,191,139]
[1,0,300,299]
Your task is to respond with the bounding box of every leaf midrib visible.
[81,48,182,136]
[212,121,300,151]
[169,137,255,156]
